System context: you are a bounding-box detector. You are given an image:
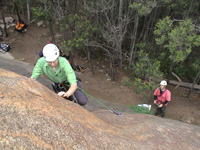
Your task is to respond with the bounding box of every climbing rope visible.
[61,83,156,116]
[59,83,123,116]
[78,87,123,117]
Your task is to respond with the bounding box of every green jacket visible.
[31,57,77,85]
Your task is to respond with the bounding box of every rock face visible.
[0,68,200,150]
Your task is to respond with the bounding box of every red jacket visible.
[154,88,171,106]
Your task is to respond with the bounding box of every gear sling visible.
[52,79,88,106]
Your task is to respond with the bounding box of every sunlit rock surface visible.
[0,68,199,150]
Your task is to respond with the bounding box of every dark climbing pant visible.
[155,105,166,117]
[52,80,88,106]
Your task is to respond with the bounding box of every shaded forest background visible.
[1,0,200,100]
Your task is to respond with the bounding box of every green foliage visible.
[60,13,96,53]
[128,105,154,114]
[24,0,200,84]
[31,2,53,21]
[134,50,163,80]
[133,78,157,100]
[154,17,172,44]
[123,66,128,72]
[164,0,200,17]
[123,77,134,87]
[130,0,156,16]
[154,17,200,64]
[130,49,162,102]
[31,7,47,20]
[12,0,26,5]
[173,58,200,82]
[11,0,29,14]
[159,56,171,76]
[129,57,159,114]
[173,65,188,80]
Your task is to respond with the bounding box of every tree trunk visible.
[1,12,8,37]
[118,0,123,69]
[48,20,55,43]
[143,15,151,42]
[14,2,21,21]
[168,60,175,81]
[151,76,200,90]
[74,0,78,14]
[169,80,200,90]
[66,0,71,14]
[129,14,139,68]
[138,15,147,43]
[148,7,160,43]
[44,1,55,43]
[69,51,76,69]
[110,57,115,81]
[187,0,195,16]
[87,48,94,74]
[187,61,200,97]
[27,1,30,22]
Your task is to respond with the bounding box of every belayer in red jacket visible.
[154,80,171,118]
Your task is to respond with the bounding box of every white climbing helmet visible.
[43,43,60,62]
[160,80,167,86]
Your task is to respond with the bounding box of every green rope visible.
[63,83,157,115]
[77,87,112,111]
[152,105,158,113]
[78,87,158,115]
[61,83,112,111]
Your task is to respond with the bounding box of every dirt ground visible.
[1,14,200,126]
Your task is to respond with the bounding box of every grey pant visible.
[52,81,88,106]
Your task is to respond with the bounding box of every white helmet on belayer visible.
[43,43,60,62]
[160,80,167,86]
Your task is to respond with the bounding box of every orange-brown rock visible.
[0,68,200,149]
